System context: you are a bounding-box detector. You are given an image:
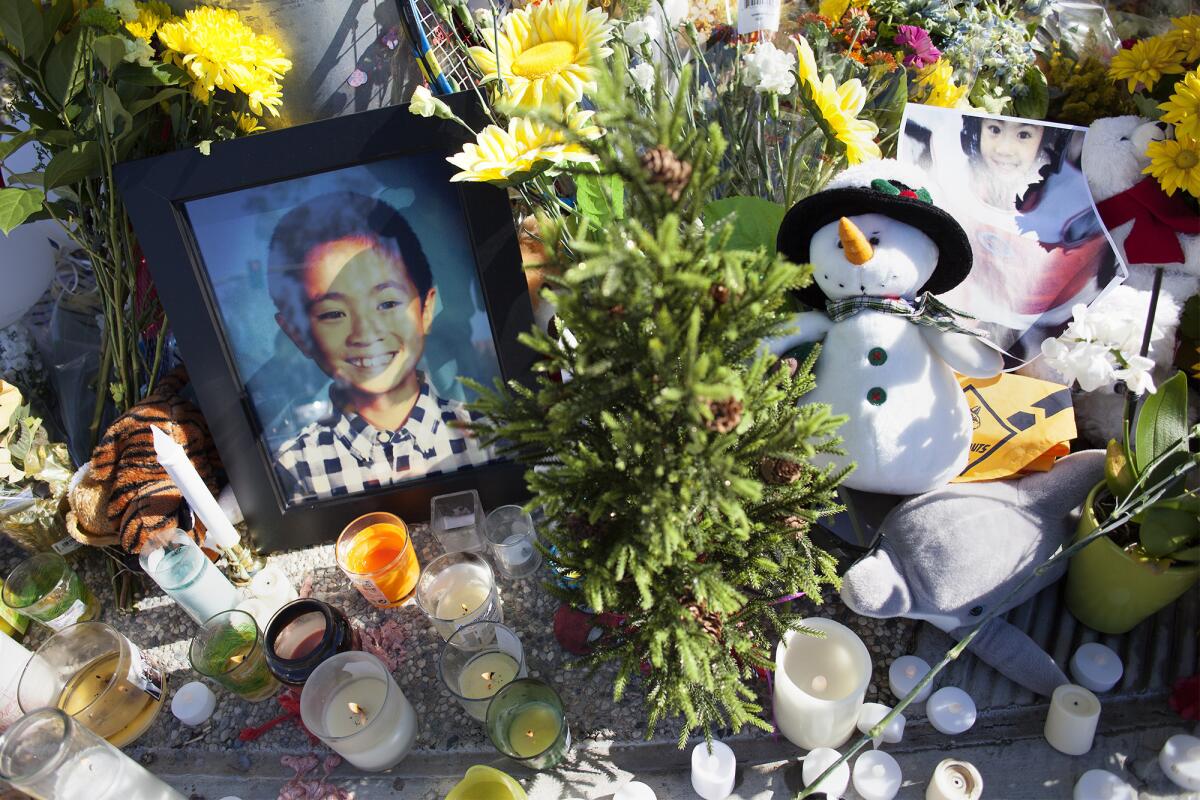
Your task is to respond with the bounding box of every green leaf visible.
[100,85,133,139]
[44,26,88,108]
[1013,66,1049,120]
[0,130,35,163]
[1103,439,1137,499]
[0,187,47,234]
[1139,506,1200,558]
[42,0,74,42]
[1131,93,1163,120]
[127,87,185,115]
[574,173,625,224]
[0,1,45,61]
[114,61,185,86]
[38,129,77,148]
[1174,544,1200,562]
[1133,371,1189,477]
[703,197,787,254]
[91,35,127,72]
[43,141,100,190]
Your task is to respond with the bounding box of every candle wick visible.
[948,703,962,713]
[348,702,367,726]
[905,666,915,678]
[525,729,535,739]
[461,603,470,613]
[481,672,495,681]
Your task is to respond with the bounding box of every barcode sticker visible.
[52,537,82,556]
[737,0,781,34]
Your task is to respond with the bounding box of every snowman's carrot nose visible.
[838,217,873,265]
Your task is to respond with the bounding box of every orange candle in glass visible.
[336,513,421,608]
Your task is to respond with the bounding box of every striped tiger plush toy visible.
[89,368,223,554]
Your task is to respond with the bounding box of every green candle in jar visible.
[189,610,279,703]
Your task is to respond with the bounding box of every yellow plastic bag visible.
[953,373,1076,482]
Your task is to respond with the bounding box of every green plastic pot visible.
[1065,482,1200,635]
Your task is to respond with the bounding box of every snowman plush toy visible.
[774,160,1003,495]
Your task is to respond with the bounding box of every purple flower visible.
[894,24,940,68]
[347,69,368,88]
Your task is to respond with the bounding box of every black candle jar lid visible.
[263,598,359,686]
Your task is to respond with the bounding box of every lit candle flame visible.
[481,672,495,681]
[525,729,535,739]
[460,603,470,613]
[348,702,367,726]
[229,654,245,666]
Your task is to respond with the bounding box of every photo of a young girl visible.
[901,106,1124,365]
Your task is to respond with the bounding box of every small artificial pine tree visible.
[466,62,849,743]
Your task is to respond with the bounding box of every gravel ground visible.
[0,526,917,758]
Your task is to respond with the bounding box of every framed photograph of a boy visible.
[116,96,535,552]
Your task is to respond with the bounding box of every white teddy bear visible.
[1024,116,1199,444]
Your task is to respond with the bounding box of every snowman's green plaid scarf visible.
[825,293,986,338]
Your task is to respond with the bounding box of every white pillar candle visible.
[613,781,657,800]
[802,748,850,798]
[170,681,215,727]
[690,740,735,800]
[1073,769,1136,800]
[774,618,872,749]
[888,656,933,703]
[235,598,274,630]
[300,652,417,772]
[1069,643,1123,693]
[925,687,976,736]
[852,750,902,800]
[248,566,297,615]
[151,426,238,549]
[926,759,983,800]
[1044,684,1100,756]
[856,702,905,746]
[1158,734,1200,791]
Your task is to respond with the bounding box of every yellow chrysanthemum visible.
[1168,15,1200,63]
[1160,67,1200,141]
[794,36,819,86]
[156,7,291,115]
[469,0,614,112]
[1143,137,1200,198]
[125,0,174,41]
[914,61,971,109]
[233,112,264,133]
[1108,35,1186,93]
[447,108,601,185]
[807,75,881,165]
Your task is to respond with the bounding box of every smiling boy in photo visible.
[268,191,493,502]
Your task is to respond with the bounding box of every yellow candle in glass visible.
[507,704,561,758]
[435,580,490,621]
[458,652,519,700]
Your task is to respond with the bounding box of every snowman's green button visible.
[867,387,887,405]
[868,347,887,366]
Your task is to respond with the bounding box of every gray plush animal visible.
[840,450,1105,697]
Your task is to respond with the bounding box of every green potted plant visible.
[1064,371,1199,634]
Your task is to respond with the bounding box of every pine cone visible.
[760,456,803,485]
[710,284,730,304]
[783,515,809,538]
[641,145,693,201]
[686,600,724,640]
[777,357,799,378]
[706,398,743,433]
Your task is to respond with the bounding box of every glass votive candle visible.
[484,506,543,579]
[0,708,186,799]
[18,622,166,747]
[486,678,570,770]
[2,552,99,631]
[299,651,417,771]
[336,512,421,608]
[189,610,280,703]
[431,490,486,553]
[139,528,240,625]
[264,598,360,686]
[439,621,527,721]
[417,552,502,641]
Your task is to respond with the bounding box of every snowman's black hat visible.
[776,177,972,310]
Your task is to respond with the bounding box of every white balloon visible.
[0,221,63,328]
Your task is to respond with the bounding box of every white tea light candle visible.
[1044,684,1100,756]
[248,566,297,616]
[802,748,850,799]
[888,656,932,703]
[926,759,982,800]
[774,618,872,749]
[170,681,215,727]
[613,781,657,800]
[1073,769,1136,800]
[852,750,902,800]
[690,739,735,800]
[1158,734,1200,791]
[925,687,976,736]
[1070,643,1122,693]
[856,702,905,746]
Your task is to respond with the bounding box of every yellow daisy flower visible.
[233,112,265,133]
[447,108,600,185]
[1143,137,1200,198]
[914,61,971,109]
[125,0,174,41]
[1168,15,1200,63]
[1108,35,1186,93]
[469,0,614,112]
[807,74,881,165]
[794,36,819,86]
[1160,67,1200,142]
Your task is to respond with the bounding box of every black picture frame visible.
[116,95,534,553]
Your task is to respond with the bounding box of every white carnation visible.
[741,42,796,95]
[630,62,655,93]
[624,16,660,46]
